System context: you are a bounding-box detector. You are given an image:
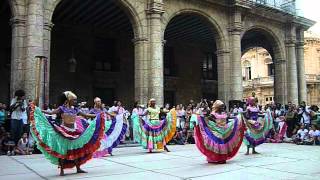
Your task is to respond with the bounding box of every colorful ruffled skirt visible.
[93,114,127,157]
[133,109,177,150]
[243,112,273,147]
[29,104,105,168]
[194,115,244,163]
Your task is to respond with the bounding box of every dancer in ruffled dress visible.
[243,97,273,155]
[91,98,127,157]
[194,100,244,164]
[132,99,176,152]
[30,91,106,176]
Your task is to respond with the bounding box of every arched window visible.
[242,60,252,80]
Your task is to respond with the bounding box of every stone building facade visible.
[243,32,320,106]
[0,0,315,107]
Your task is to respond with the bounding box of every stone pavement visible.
[0,143,319,180]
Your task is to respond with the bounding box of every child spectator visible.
[2,132,15,155]
[15,133,31,155]
[293,124,308,144]
[307,125,320,145]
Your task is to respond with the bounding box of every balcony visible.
[243,76,274,88]
[306,74,320,83]
[236,0,296,15]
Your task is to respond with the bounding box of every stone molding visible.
[146,1,164,15]
[44,22,54,31]
[10,17,26,27]
[132,37,149,45]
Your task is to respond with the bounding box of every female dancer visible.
[243,97,273,155]
[132,98,176,152]
[194,100,244,164]
[30,91,106,176]
[91,98,127,157]
[131,101,145,143]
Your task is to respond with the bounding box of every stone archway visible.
[0,0,12,103]
[241,27,287,104]
[49,0,139,107]
[163,11,227,105]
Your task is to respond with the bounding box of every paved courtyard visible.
[0,143,319,180]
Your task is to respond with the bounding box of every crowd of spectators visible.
[1,90,320,156]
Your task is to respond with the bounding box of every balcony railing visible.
[243,76,274,87]
[236,0,296,15]
[306,74,320,83]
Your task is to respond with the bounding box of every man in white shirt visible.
[298,102,311,127]
[10,90,28,143]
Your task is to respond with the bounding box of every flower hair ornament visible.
[63,91,77,101]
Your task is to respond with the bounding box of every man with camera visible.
[9,90,28,144]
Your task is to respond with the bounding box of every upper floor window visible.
[242,60,252,80]
[164,46,176,76]
[202,53,217,80]
[94,37,119,72]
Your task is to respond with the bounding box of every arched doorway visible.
[50,0,135,107]
[241,47,275,105]
[164,13,219,106]
[0,0,12,104]
[241,28,285,104]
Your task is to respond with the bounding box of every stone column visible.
[296,28,307,103]
[24,0,44,101]
[147,0,164,105]
[274,59,287,105]
[42,21,54,105]
[285,24,299,104]
[229,7,243,100]
[10,17,26,98]
[133,37,149,106]
[217,49,231,106]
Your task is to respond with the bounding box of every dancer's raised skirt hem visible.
[29,103,105,168]
[194,115,244,162]
[133,109,177,150]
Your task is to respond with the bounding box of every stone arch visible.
[241,25,285,62]
[241,25,287,104]
[162,9,227,51]
[48,0,143,38]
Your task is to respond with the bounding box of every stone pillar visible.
[296,28,307,103]
[217,49,231,106]
[133,37,149,106]
[229,7,243,100]
[285,24,299,104]
[147,0,164,105]
[10,17,26,98]
[24,0,44,102]
[42,22,54,105]
[274,59,287,105]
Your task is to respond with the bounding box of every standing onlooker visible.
[285,105,298,138]
[297,101,311,128]
[0,103,6,126]
[9,90,27,144]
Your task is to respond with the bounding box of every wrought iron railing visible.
[236,0,296,15]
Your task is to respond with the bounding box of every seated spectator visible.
[15,133,32,155]
[293,124,308,145]
[306,125,320,145]
[0,126,6,155]
[2,132,15,155]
